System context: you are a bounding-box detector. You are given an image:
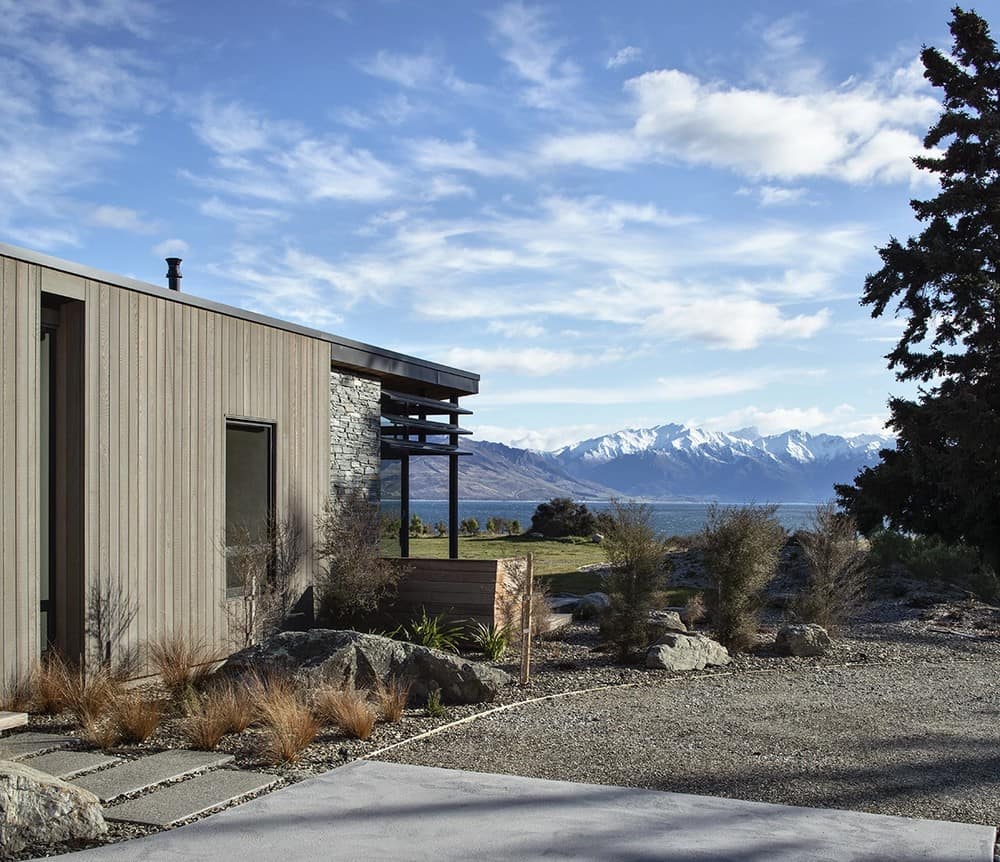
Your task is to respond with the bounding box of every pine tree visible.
[837,7,1000,574]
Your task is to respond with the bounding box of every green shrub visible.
[702,504,785,652]
[598,499,669,659]
[409,514,425,537]
[792,503,869,631]
[510,519,521,536]
[396,609,464,653]
[469,622,509,661]
[460,518,480,536]
[316,490,408,626]
[529,498,596,538]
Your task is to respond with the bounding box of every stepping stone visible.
[0,711,27,732]
[72,750,234,802]
[0,731,76,760]
[104,769,278,826]
[22,750,119,779]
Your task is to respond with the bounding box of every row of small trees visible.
[597,499,869,658]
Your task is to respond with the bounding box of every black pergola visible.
[379,389,472,559]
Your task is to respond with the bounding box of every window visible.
[225,420,274,594]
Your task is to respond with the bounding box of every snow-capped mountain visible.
[405,423,893,502]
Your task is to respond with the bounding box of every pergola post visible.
[399,453,410,558]
[449,397,459,559]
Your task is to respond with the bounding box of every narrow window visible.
[225,420,274,595]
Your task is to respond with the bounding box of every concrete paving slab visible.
[105,769,278,826]
[0,731,76,760]
[55,760,997,862]
[71,750,234,802]
[22,750,119,779]
[0,711,28,732]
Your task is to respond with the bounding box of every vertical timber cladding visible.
[0,260,332,673]
[328,370,381,500]
[0,257,40,682]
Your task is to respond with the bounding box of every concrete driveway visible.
[54,760,996,861]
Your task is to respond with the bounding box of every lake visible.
[389,500,820,537]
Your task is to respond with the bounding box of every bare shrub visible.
[682,592,707,628]
[792,503,869,631]
[148,632,215,693]
[85,578,139,679]
[315,490,408,626]
[114,691,162,743]
[258,687,319,764]
[314,685,376,740]
[496,557,553,639]
[702,504,786,652]
[0,669,34,712]
[599,499,669,659]
[372,676,410,723]
[224,517,304,650]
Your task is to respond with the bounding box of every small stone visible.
[775,624,831,657]
[645,633,731,671]
[0,760,106,853]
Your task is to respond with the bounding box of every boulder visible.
[0,760,106,854]
[645,633,731,671]
[590,533,604,544]
[647,610,688,641]
[547,594,582,614]
[222,629,512,705]
[775,623,831,657]
[573,592,611,620]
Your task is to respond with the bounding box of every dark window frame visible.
[224,417,276,598]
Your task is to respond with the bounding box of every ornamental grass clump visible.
[61,663,124,727]
[372,676,410,723]
[183,694,231,751]
[148,631,214,693]
[397,609,464,652]
[258,687,319,764]
[469,622,509,661]
[33,654,73,715]
[702,504,786,652]
[81,714,123,750]
[314,685,376,740]
[114,691,162,743]
[0,669,34,713]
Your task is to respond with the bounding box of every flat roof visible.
[0,241,479,397]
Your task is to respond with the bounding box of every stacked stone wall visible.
[329,370,381,501]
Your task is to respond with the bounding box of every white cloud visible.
[359,50,476,93]
[626,67,938,185]
[701,404,889,436]
[436,346,618,376]
[739,185,809,206]
[89,205,158,233]
[0,0,159,39]
[191,98,292,155]
[607,46,642,69]
[489,2,581,109]
[537,131,648,170]
[153,238,189,257]
[488,320,545,338]
[199,197,288,226]
[407,137,526,177]
[471,422,611,451]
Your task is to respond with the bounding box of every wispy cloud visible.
[89,205,159,233]
[359,49,478,94]
[437,345,622,376]
[701,403,889,436]
[607,45,642,69]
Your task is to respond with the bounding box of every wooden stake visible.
[520,552,534,686]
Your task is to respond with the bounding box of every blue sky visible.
[0,0,984,449]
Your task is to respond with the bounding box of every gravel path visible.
[376,657,1000,829]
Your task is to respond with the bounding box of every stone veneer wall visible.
[329,370,381,500]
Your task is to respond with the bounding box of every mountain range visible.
[397,423,893,503]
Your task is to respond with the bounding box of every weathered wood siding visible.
[392,557,526,626]
[0,254,331,679]
[0,258,40,681]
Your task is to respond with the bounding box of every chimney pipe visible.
[165,257,182,291]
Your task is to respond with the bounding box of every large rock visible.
[645,633,731,671]
[647,610,688,641]
[222,630,512,705]
[0,760,106,854]
[573,592,611,620]
[775,623,831,657]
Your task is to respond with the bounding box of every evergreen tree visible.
[837,7,1000,574]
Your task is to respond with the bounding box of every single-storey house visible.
[0,242,478,681]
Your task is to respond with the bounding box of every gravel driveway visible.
[376,657,1000,829]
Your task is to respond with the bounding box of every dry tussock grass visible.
[148,632,215,693]
[0,669,34,712]
[61,664,124,726]
[257,686,319,764]
[183,694,231,750]
[207,680,255,733]
[114,691,162,743]
[314,685,376,740]
[81,714,123,750]
[33,655,74,715]
[372,676,409,723]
